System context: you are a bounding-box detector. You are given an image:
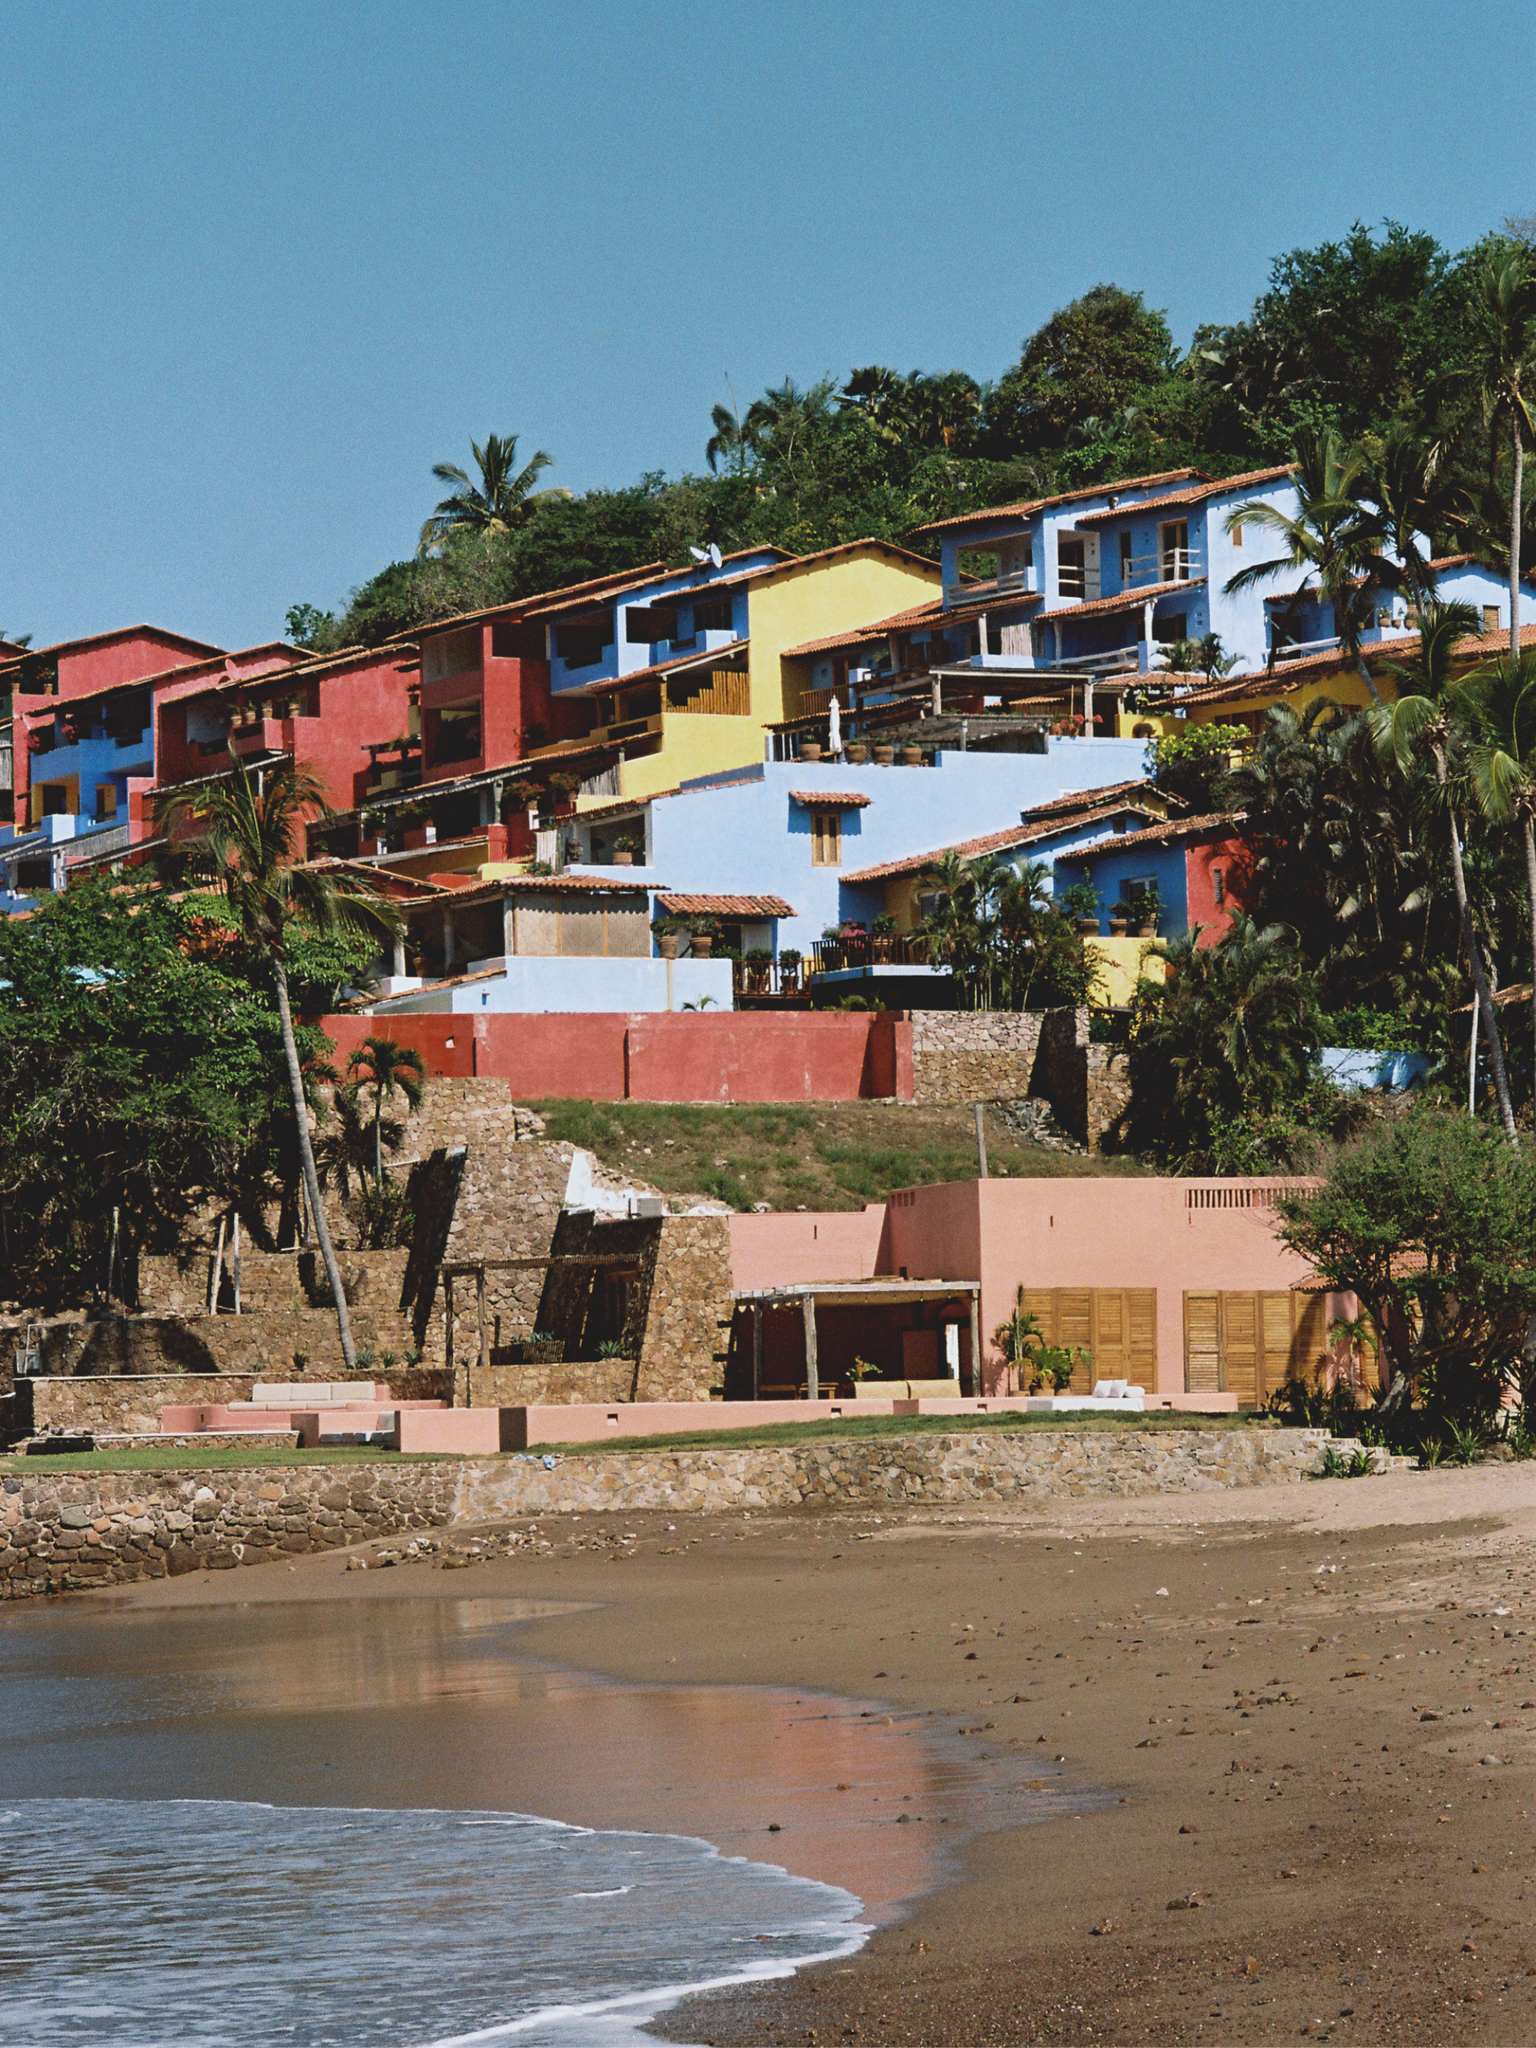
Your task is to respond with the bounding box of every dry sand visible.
[106,1461,1536,2044]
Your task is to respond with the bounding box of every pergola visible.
[731,1279,982,1400]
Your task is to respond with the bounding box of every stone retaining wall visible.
[0,1426,1332,1597]
[6,1369,453,1442]
[909,1009,1051,1105]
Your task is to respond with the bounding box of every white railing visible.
[1120,548,1203,588]
[944,565,1037,607]
[1037,643,1142,675]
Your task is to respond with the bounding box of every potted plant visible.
[614,833,644,867]
[818,923,846,970]
[690,923,716,958]
[1108,904,1130,938]
[800,738,823,763]
[900,743,924,766]
[873,742,895,766]
[845,741,867,764]
[778,946,802,988]
[1061,881,1100,935]
[1133,883,1161,937]
[651,915,685,960]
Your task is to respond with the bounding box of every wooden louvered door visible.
[1023,1288,1158,1392]
[1184,1290,1332,1405]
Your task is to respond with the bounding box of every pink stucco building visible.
[730,1176,1342,1408]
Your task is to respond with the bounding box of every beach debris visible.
[1244,1957,1261,1977]
[895,1813,912,1824]
[1090,1919,1123,1936]
[1463,1939,1479,1953]
[1420,1711,1442,1722]
[767,1823,781,1832]
[1155,1587,1170,1598]
[1279,1868,1299,1879]
[1481,1755,1504,1767]
[1179,1823,1200,1835]
[910,1939,931,1953]
[1166,1893,1205,1911]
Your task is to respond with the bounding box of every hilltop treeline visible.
[289,220,1525,652]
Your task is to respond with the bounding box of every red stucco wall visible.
[1185,830,1253,945]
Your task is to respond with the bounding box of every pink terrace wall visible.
[316,1011,913,1105]
[883,1178,1318,1398]
[728,1209,888,1292]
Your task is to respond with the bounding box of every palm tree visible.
[1375,601,1519,1137]
[740,378,836,480]
[705,400,750,475]
[346,1035,427,1184]
[157,758,402,1367]
[1355,416,1465,619]
[1223,427,1387,704]
[1462,648,1536,1086]
[1472,247,1536,660]
[418,433,555,555]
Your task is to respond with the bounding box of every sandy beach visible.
[43,1460,1536,2044]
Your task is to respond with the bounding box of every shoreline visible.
[47,1464,1536,2043]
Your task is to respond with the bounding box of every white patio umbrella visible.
[828,694,842,757]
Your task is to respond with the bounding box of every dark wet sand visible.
[52,1464,1536,2044]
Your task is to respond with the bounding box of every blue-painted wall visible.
[580,738,1148,953]
[1053,839,1188,936]
[548,553,779,694]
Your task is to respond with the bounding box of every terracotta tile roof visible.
[553,639,750,697]
[915,471,1206,536]
[1057,811,1246,857]
[788,790,872,808]
[1025,778,1170,818]
[401,871,657,913]
[657,892,795,918]
[841,802,1161,884]
[1174,620,1536,707]
[780,597,950,660]
[383,564,673,643]
[1072,466,1293,527]
[0,623,226,673]
[1032,577,1204,627]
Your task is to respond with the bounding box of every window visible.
[1212,868,1226,906]
[555,617,610,667]
[1230,522,1243,548]
[428,703,482,767]
[14,857,52,892]
[95,783,117,819]
[1160,520,1190,582]
[1057,536,1086,598]
[693,596,734,634]
[1124,874,1158,908]
[1118,532,1133,582]
[41,783,68,816]
[1484,605,1502,634]
[1154,614,1187,645]
[811,810,842,866]
[625,604,678,643]
[421,627,480,686]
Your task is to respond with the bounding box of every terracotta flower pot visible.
[873,744,895,765]
[1108,916,1129,937]
[613,850,633,866]
[1076,916,1099,936]
[690,932,713,957]
[901,744,923,765]
[845,743,867,764]
[657,933,681,959]
[800,741,823,762]
[1138,919,1158,938]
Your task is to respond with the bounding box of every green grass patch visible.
[531,1098,1146,1212]
[0,1445,463,1475]
[530,1410,1266,1455]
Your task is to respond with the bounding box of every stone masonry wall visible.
[14,1369,452,1440]
[635,1217,735,1401]
[1086,1044,1133,1155]
[909,1009,1050,1104]
[0,1427,1342,1597]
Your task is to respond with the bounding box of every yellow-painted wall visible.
[618,712,765,798]
[745,550,939,723]
[1086,935,1166,1006]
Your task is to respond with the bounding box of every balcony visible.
[943,564,1038,608]
[1119,547,1203,589]
[809,932,932,974]
[732,959,813,1004]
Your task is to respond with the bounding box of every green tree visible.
[1146,721,1246,810]
[987,286,1177,453]
[1157,633,1238,682]
[1471,245,1536,659]
[1223,426,1387,704]
[0,873,296,1303]
[419,433,558,555]
[345,1034,427,1184]
[1461,648,1536,1089]
[1126,915,1322,1167]
[1276,1107,1536,1424]
[157,759,401,1368]
[1374,601,1518,1135]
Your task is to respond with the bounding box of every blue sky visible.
[3,0,1533,651]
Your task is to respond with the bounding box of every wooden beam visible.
[802,1291,818,1403]
[752,1303,762,1402]
[968,1292,981,1400]
[475,1265,487,1410]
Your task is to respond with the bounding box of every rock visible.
[1090,1920,1123,1936]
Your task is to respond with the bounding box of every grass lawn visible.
[531,1098,1145,1212]
[0,1412,1265,1474]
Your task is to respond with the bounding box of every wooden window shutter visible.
[1184,1293,1221,1392]
[1127,1291,1157,1384]
[1220,1293,1261,1407]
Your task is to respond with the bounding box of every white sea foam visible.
[0,1798,867,2048]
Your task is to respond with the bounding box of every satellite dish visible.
[708,542,723,569]
[688,544,710,564]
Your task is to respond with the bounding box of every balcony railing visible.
[809,932,932,974]
[732,960,812,1000]
[1035,642,1142,675]
[1120,547,1202,588]
[943,564,1037,608]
